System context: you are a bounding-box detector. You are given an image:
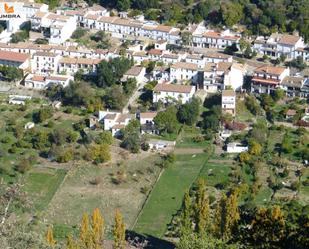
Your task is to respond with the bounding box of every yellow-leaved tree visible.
[92,208,105,245]
[113,209,126,249]
[46,226,56,247]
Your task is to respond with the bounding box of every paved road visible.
[122,77,148,113]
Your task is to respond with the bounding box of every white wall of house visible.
[153,87,195,104]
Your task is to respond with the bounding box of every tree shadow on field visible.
[126,230,175,249]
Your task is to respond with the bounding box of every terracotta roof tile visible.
[154,83,194,93]
[0,50,29,63]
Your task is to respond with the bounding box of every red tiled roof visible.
[0,50,29,63]
[140,112,157,119]
[154,83,194,93]
[255,65,286,75]
[252,77,280,85]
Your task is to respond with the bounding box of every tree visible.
[194,179,210,234]
[220,2,244,27]
[116,0,131,11]
[181,31,192,46]
[66,235,80,249]
[90,31,111,49]
[248,206,286,248]
[92,208,104,245]
[249,141,262,156]
[272,89,285,102]
[95,131,113,145]
[35,107,53,123]
[113,210,126,249]
[71,27,87,39]
[80,213,89,242]
[103,85,126,110]
[90,143,111,163]
[154,106,180,134]
[11,30,29,43]
[180,190,193,234]
[80,213,94,248]
[120,120,141,153]
[177,233,239,249]
[215,190,240,240]
[46,227,56,246]
[177,97,201,125]
[287,56,307,71]
[123,78,137,95]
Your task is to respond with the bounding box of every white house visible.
[203,51,233,63]
[0,50,30,71]
[153,83,196,104]
[31,12,77,44]
[98,111,132,136]
[222,90,236,116]
[170,62,199,83]
[202,62,245,92]
[32,52,60,74]
[24,74,73,89]
[151,66,170,83]
[253,33,307,60]
[122,66,145,84]
[192,29,240,49]
[137,112,158,134]
[226,143,248,153]
[223,63,246,90]
[138,112,157,125]
[161,53,181,64]
[185,53,205,68]
[58,57,101,75]
[251,65,290,94]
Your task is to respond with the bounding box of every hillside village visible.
[0,0,309,249]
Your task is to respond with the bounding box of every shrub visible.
[193,135,205,143]
[290,181,300,191]
[15,158,32,173]
[141,143,150,151]
[140,186,149,194]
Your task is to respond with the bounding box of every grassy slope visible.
[23,167,67,211]
[134,152,209,237]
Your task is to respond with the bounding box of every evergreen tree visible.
[113,210,126,249]
[46,226,56,246]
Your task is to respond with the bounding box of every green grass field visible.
[23,167,67,211]
[133,153,209,237]
[198,162,232,187]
